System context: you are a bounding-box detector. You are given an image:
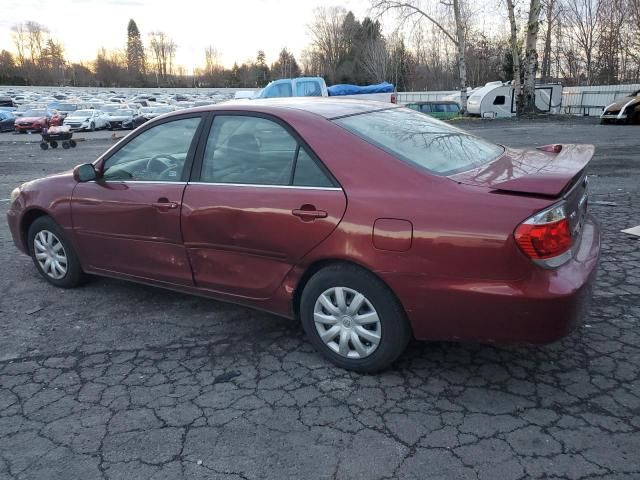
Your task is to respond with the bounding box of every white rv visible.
[466,81,562,118]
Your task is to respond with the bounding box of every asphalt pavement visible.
[0,117,638,480]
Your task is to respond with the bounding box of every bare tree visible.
[11,24,28,70]
[540,0,558,82]
[307,6,351,83]
[148,31,176,85]
[522,0,542,112]
[562,0,602,84]
[371,0,468,112]
[361,37,388,82]
[505,0,522,108]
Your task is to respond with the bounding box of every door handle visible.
[292,205,328,220]
[152,199,179,211]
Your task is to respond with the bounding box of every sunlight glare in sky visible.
[0,0,371,70]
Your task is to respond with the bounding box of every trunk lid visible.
[449,144,594,197]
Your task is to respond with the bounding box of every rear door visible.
[181,113,347,299]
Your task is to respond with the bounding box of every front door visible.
[181,114,347,299]
[71,115,203,285]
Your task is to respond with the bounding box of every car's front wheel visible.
[300,264,411,372]
[28,216,85,288]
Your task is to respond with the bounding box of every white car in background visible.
[62,109,110,131]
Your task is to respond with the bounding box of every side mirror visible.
[73,163,97,182]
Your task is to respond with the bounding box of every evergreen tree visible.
[271,48,300,79]
[126,19,145,85]
[255,50,270,86]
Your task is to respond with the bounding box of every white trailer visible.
[466,81,562,118]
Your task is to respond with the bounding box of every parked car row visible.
[0,87,235,134]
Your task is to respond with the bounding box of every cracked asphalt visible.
[0,117,639,480]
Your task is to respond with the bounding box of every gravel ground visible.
[0,117,639,480]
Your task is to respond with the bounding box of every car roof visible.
[409,100,458,105]
[173,97,401,120]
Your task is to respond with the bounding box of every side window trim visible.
[96,113,205,183]
[288,144,301,185]
[192,110,340,189]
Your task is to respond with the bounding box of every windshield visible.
[74,110,93,116]
[58,104,77,111]
[334,108,504,176]
[101,105,120,113]
[113,110,134,116]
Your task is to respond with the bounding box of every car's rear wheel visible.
[28,216,85,288]
[300,264,411,372]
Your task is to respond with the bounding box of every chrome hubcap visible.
[313,286,381,359]
[34,230,67,280]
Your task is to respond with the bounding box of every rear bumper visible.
[383,215,600,344]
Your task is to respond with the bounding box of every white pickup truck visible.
[248,77,397,103]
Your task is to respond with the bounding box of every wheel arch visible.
[291,258,410,328]
[20,208,50,253]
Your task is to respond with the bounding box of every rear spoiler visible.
[491,144,594,197]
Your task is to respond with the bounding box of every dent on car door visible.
[71,116,203,285]
[181,114,347,299]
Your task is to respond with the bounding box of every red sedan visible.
[7,99,600,371]
[14,109,56,133]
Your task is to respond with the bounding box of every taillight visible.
[391,93,397,104]
[515,204,573,267]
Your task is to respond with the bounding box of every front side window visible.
[264,82,293,98]
[494,95,506,105]
[334,108,504,176]
[102,117,200,182]
[200,115,335,187]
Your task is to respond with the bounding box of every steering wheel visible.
[146,154,178,179]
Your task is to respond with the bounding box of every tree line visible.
[1,0,639,105]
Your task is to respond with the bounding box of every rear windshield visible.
[334,108,503,175]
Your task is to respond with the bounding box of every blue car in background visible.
[0,111,16,132]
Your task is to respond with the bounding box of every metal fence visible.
[397,91,458,104]
[398,84,640,117]
[560,84,640,116]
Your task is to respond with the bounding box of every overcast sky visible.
[0,0,373,70]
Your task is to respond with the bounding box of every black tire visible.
[39,142,48,150]
[50,140,58,148]
[69,139,77,148]
[27,216,85,288]
[105,122,111,131]
[90,122,95,132]
[62,141,70,149]
[300,264,411,372]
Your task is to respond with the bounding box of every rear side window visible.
[296,81,322,97]
[293,149,334,187]
[201,115,335,187]
[334,108,504,176]
[493,95,506,105]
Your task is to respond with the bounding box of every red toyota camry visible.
[7,99,600,371]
